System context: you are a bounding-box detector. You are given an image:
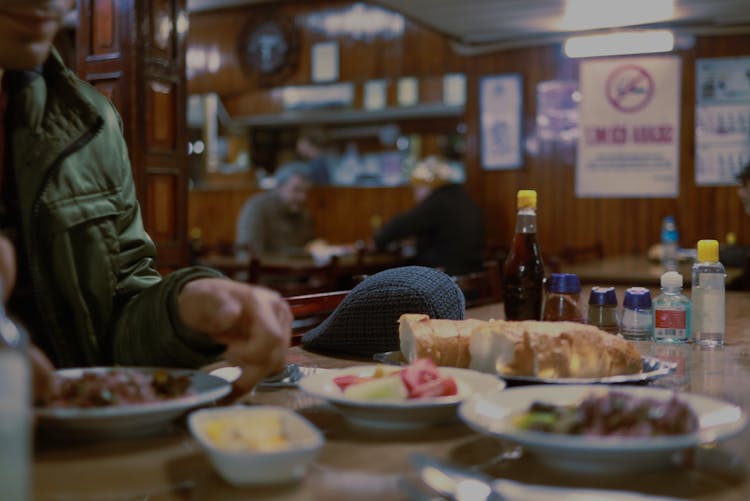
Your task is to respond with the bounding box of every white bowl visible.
[188,406,324,486]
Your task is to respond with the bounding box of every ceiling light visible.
[564,30,675,58]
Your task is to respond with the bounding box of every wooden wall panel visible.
[78,0,190,271]
[189,186,414,247]
[188,1,750,259]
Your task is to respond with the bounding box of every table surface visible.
[561,254,743,287]
[33,297,750,501]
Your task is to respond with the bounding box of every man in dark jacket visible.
[374,157,484,276]
[0,0,291,396]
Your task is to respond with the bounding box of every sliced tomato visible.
[333,374,370,391]
[400,358,457,399]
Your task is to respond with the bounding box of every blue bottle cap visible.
[588,286,618,306]
[623,287,652,309]
[548,273,581,294]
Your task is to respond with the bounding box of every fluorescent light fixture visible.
[564,30,675,58]
[561,0,674,31]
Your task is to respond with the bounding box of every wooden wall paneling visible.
[77,0,190,271]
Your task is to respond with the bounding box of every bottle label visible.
[655,309,686,329]
[696,287,725,334]
[654,309,687,339]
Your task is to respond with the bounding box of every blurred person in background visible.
[726,161,750,289]
[373,156,484,276]
[296,128,331,185]
[0,0,291,398]
[236,162,315,258]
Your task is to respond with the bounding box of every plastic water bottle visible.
[660,215,679,271]
[621,287,653,340]
[0,281,32,501]
[691,239,725,347]
[653,271,691,343]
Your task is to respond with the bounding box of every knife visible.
[410,454,686,501]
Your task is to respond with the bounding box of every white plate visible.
[459,384,747,474]
[373,352,674,385]
[299,365,504,429]
[36,367,232,439]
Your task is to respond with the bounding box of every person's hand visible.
[177,278,292,393]
[0,233,57,402]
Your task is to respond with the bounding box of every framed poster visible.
[576,56,681,198]
[695,56,750,186]
[480,74,523,170]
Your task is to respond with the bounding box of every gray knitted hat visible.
[301,266,465,356]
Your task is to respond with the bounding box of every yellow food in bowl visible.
[202,411,291,452]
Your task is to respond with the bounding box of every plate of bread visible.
[391,314,674,385]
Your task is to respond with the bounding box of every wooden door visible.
[76,0,189,272]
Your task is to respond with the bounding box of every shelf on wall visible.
[231,103,465,128]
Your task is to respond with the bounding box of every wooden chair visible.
[248,255,341,296]
[559,241,604,264]
[452,259,502,307]
[284,290,349,345]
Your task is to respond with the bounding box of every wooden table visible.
[33,297,750,500]
[561,254,743,287]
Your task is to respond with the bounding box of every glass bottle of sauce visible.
[503,190,545,320]
[543,273,584,322]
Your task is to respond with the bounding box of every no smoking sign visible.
[605,64,655,113]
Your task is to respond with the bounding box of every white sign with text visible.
[576,56,681,197]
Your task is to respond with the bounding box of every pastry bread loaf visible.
[398,314,484,368]
[398,315,642,378]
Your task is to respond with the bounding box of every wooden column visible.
[76,0,189,272]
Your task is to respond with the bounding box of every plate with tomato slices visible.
[298,359,504,429]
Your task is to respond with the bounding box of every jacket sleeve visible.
[105,111,226,367]
[374,195,440,248]
[235,196,267,255]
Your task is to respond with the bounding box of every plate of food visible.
[388,314,675,385]
[373,350,674,385]
[35,367,232,438]
[298,359,504,429]
[459,384,747,474]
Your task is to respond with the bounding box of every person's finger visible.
[0,235,17,300]
[29,345,57,403]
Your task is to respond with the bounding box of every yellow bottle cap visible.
[517,189,537,209]
[696,239,719,262]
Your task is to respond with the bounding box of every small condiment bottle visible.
[587,286,619,334]
[621,287,653,340]
[542,273,584,322]
[653,271,691,343]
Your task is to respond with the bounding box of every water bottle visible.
[503,190,545,320]
[621,287,653,340]
[0,281,32,501]
[653,271,691,343]
[691,239,725,347]
[660,215,679,271]
[587,286,619,334]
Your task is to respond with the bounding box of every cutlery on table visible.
[409,453,685,501]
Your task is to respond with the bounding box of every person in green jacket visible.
[0,0,292,397]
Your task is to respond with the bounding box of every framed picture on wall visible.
[480,74,523,170]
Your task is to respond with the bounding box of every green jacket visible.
[6,53,223,368]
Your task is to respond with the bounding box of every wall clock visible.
[237,12,299,86]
